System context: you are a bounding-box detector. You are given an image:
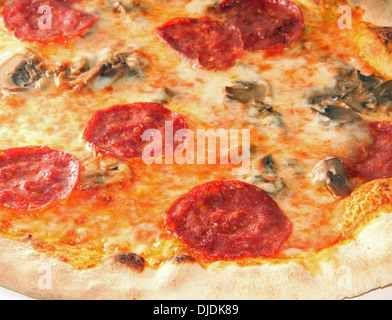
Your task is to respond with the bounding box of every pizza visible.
[1,0,392,300]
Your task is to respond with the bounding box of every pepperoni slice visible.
[83,103,189,161]
[2,0,99,43]
[165,180,292,260]
[213,0,304,51]
[0,146,80,211]
[348,122,392,180]
[157,17,244,70]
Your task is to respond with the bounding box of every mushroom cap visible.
[0,53,45,91]
[311,157,350,197]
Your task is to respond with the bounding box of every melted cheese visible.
[0,0,386,268]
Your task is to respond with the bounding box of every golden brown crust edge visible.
[3,180,392,300]
[0,223,390,300]
[354,25,392,79]
[2,0,392,301]
[348,0,392,78]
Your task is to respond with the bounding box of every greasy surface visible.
[0,0,389,272]
[165,180,292,260]
[157,16,244,69]
[83,103,189,160]
[0,146,79,211]
[213,0,304,50]
[2,0,99,43]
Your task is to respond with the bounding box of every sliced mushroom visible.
[0,53,46,92]
[225,81,269,104]
[342,85,376,112]
[68,63,110,88]
[55,48,149,89]
[78,159,133,190]
[311,158,349,197]
[307,70,381,113]
[373,80,392,105]
[246,175,285,194]
[336,79,360,95]
[248,101,285,129]
[245,154,285,195]
[261,154,276,174]
[356,70,381,90]
[111,0,148,14]
[311,105,361,125]
[149,87,176,104]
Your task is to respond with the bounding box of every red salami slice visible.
[214,0,304,51]
[157,17,244,70]
[0,146,80,211]
[2,0,98,43]
[349,122,392,180]
[165,180,292,260]
[83,103,189,161]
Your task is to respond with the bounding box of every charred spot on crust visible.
[23,234,33,241]
[378,182,391,191]
[170,255,196,264]
[370,26,392,50]
[114,253,146,272]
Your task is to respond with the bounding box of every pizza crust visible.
[2,187,392,300]
[348,0,392,78]
[2,0,392,301]
[354,25,392,78]
[349,0,392,26]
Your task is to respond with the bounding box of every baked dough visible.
[2,178,392,300]
[1,0,392,301]
[349,0,392,77]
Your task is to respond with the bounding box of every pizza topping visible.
[213,0,304,51]
[169,255,196,264]
[307,71,390,114]
[311,105,361,126]
[165,180,292,260]
[245,154,285,194]
[58,60,107,89]
[83,103,189,161]
[54,48,148,89]
[157,17,244,70]
[0,53,47,92]
[111,0,148,14]
[2,0,99,43]
[247,101,285,129]
[149,87,176,104]
[113,253,146,273]
[0,146,79,211]
[225,80,269,104]
[373,80,392,105]
[356,71,381,89]
[337,72,380,112]
[311,158,350,197]
[347,122,392,181]
[77,158,133,190]
[342,84,377,113]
